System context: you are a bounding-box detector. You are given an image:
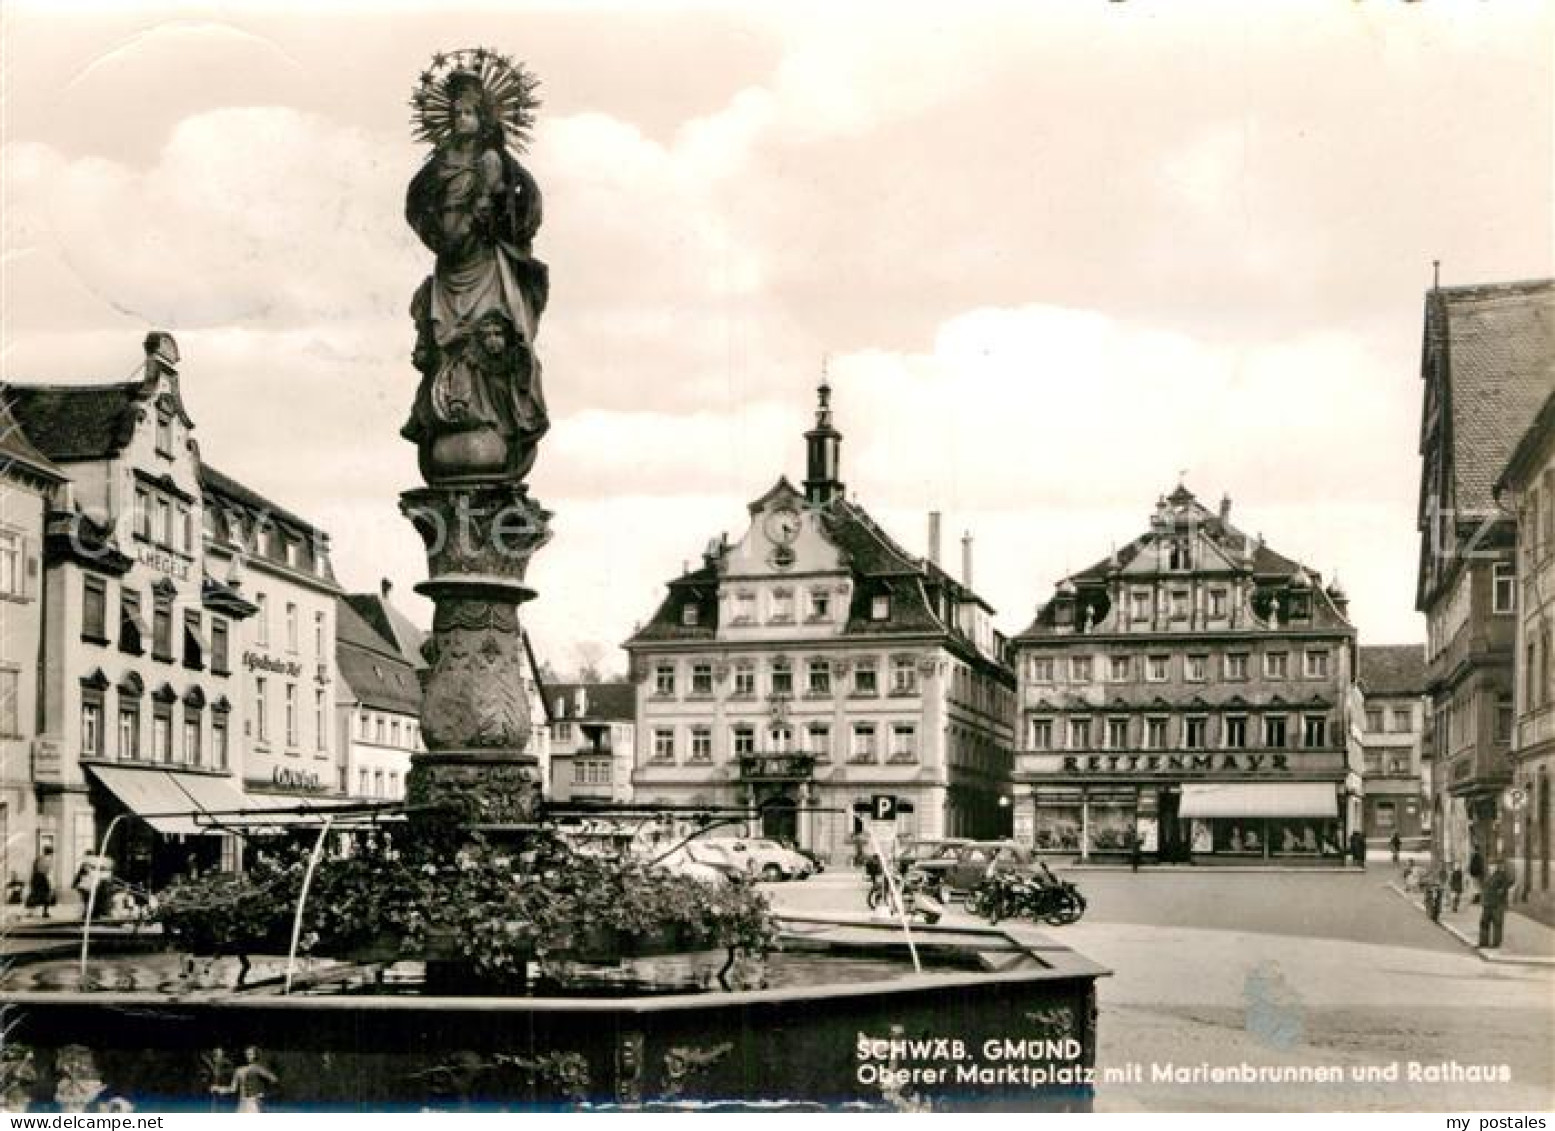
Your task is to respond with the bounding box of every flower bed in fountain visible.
[153,830,777,992]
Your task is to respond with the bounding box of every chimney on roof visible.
[142,331,180,381]
[1219,494,1232,523]
[962,531,974,589]
[380,578,392,600]
[928,512,942,565]
[575,687,588,718]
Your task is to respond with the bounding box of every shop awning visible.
[1178,783,1338,819]
[88,766,253,836]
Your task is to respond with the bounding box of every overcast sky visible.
[4,0,1552,673]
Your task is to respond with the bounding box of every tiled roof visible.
[336,599,422,717]
[624,565,721,643]
[3,382,143,462]
[1434,279,1555,514]
[1358,644,1427,697]
[1496,386,1555,496]
[200,464,325,540]
[547,682,636,722]
[0,395,64,482]
[343,591,428,669]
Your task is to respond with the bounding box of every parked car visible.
[697,837,814,881]
[910,840,1038,896]
[894,837,972,873]
[648,845,744,885]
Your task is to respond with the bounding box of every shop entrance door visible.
[1157,789,1186,863]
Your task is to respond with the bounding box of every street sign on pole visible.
[871,794,897,822]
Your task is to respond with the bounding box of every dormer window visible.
[1288,592,1310,619]
[871,594,890,621]
[681,603,699,627]
[1168,540,1192,571]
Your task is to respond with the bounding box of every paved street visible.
[763,868,1555,1112]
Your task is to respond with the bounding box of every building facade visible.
[5,331,347,890]
[548,683,635,803]
[1416,280,1554,873]
[625,386,1016,863]
[1013,486,1360,864]
[0,397,67,898]
[336,593,422,802]
[8,334,258,889]
[1496,387,1555,921]
[1356,644,1430,849]
[202,465,342,813]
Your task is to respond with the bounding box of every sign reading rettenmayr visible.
[243,651,303,678]
[1022,751,1346,775]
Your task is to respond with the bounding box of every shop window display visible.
[1087,799,1135,852]
[1034,804,1082,851]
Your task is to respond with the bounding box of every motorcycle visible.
[969,867,1086,927]
[867,865,946,925]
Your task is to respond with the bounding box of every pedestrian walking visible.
[1349,830,1366,869]
[1479,859,1514,949]
[1448,862,1464,912]
[1129,831,1142,873]
[25,847,55,918]
[1468,848,1485,905]
[1389,832,1401,864]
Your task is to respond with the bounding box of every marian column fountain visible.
[398,49,552,827]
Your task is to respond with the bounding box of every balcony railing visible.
[736,753,816,782]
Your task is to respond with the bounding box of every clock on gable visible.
[764,506,801,546]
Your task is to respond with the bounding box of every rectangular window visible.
[211,619,230,675]
[733,725,755,757]
[1264,652,1289,679]
[1170,590,1189,619]
[654,664,676,697]
[284,684,298,746]
[181,508,193,555]
[285,603,298,652]
[1492,562,1516,614]
[1495,696,1515,743]
[118,708,139,760]
[1147,656,1170,682]
[733,661,755,697]
[315,690,326,751]
[690,727,712,763]
[1109,656,1132,682]
[155,498,171,547]
[1365,709,1384,732]
[809,589,831,620]
[212,717,229,770]
[1068,717,1092,749]
[152,593,173,661]
[119,591,143,654]
[871,594,890,621]
[1225,653,1249,681]
[1186,655,1208,682]
[1225,716,1247,749]
[360,769,371,795]
[1146,717,1168,749]
[807,722,832,760]
[691,663,713,695]
[314,612,325,657]
[889,724,917,762]
[653,728,676,762]
[1390,707,1411,733]
[807,659,831,696]
[255,593,269,646]
[853,660,878,696]
[1264,715,1288,748]
[134,489,151,540]
[182,718,200,766]
[850,723,877,762]
[1070,656,1093,683]
[891,656,918,695]
[1106,717,1129,749]
[1185,717,1207,749]
[770,725,793,754]
[1131,590,1151,620]
[81,701,103,755]
[681,598,699,625]
[255,677,268,743]
[82,577,108,642]
[772,590,795,623]
[1209,589,1227,619]
[1304,650,1330,679]
[771,658,794,696]
[152,712,172,763]
[734,593,755,623]
[1303,715,1328,748]
[156,414,173,456]
[1030,656,1055,683]
[183,609,203,669]
[1029,718,1054,750]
